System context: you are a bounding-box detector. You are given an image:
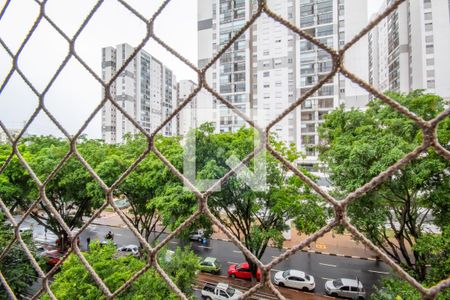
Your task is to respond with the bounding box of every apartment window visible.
[303,100,312,109]
[425,23,433,31]
[301,135,315,144]
[426,58,435,65]
[263,83,270,88]
[424,12,432,20]
[424,0,431,9]
[300,63,315,75]
[263,71,270,77]
[427,70,435,77]
[300,75,315,86]
[425,35,434,43]
[300,4,314,16]
[301,15,315,27]
[318,98,333,108]
[317,25,333,37]
[301,112,315,121]
[263,50,270,56]
[318,85,334,96]
[318,111,329,120]
[234,73,245,82]
[301,51,316,62]
[426,44,434,54]
[302,123,315,133]
[427,79,435,88]
[318,12,333,25]
[275,81,282,87]
[317,0,333,14]
[300,40,314,51]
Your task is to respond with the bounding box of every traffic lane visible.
[190,237,390,296]
[24,220,390,296]
[195,273,332,300]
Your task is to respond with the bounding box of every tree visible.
[318,91,450,281]
[0,213,39,299]
[0,136,107,249]
[92,134,199,244]
[195,124,326,276]
[44,242,199,300]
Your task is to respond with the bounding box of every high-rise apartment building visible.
[101,43,178,144]
[176,80,213,136]
[368,0,450,100]
[197,0,369,166]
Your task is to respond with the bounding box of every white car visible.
[325,278,366,299]
[273,269,315,291]
[117,245,139,257]
[201,282,243,300]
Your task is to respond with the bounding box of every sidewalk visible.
[87,212,378,260]
[85,210,130,228]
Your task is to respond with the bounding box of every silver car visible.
[117,244,139,257]
[325,278,366,299]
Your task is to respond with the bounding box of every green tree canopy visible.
[194,124,327,275]
[0,213,39,299]
[318,91,449,283]
[44,243,199,300]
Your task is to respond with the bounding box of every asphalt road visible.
[19,217,391,299]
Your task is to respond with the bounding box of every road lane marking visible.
[198,245,212,249]
[322,277,334,281]
[169,241,177,244]
[270,269,282,272]
[227,261,238,265]
[232,250,242,253]
[319,263,337,267]
[368,270,390,274]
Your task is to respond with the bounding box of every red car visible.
[228,262,261,281]
[42,249,64,271]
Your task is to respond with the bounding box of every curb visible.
[90,222,128,229]
[214,237,380,261]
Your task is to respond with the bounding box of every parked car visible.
[163,249,175,263]
[228,262,261,281]
[199,257,221,274]
[201,282,242,300]
[19,226,32,234]
[114,198,130,209]
[325,278,366,299]
[41,249,64,271]
[273,269,315,291]
[117,244,139,257]
[188,230,205,242]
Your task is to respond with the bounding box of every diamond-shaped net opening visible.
[1,0,449,299]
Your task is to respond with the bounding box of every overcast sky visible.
[0,0,383,139]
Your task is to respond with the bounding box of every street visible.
[17,216,391,299]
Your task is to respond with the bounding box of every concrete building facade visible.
[101,43,178,144]
[198,0,369,166]
[369,0,450,100]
